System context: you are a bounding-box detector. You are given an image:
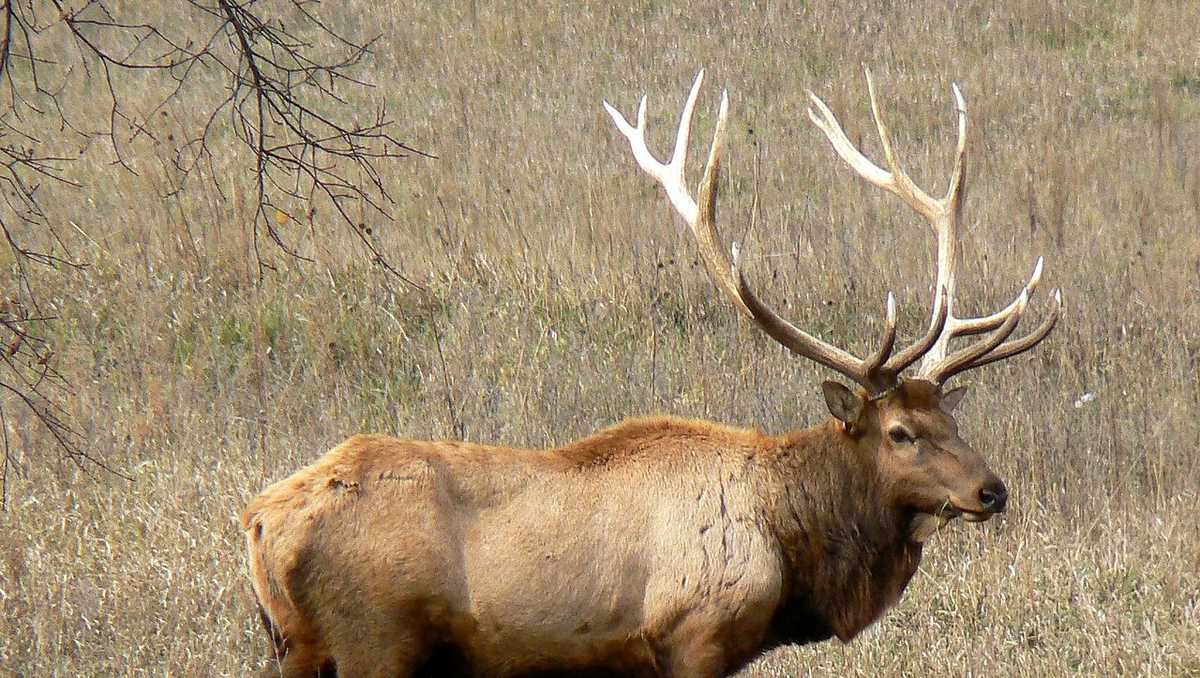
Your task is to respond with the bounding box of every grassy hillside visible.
[1,0,1198,674]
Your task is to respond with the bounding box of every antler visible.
[604,71,947,394]
[806,69,1062,384]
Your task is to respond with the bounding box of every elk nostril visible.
[979,485,1008,512]
[978,488,997,508]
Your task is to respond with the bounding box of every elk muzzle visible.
[956,475,1008,522]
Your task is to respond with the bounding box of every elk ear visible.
[940,385,969,414]
[822,380,864,426]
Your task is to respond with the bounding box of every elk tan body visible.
[244,385,965,677]
[244,71,1060,677]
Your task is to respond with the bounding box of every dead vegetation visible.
[0,0,1198,675]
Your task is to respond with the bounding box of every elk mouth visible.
[938,501,997,523]
[907,503,996,543]
[959,509,994,523]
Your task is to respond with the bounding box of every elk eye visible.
[889,428,915,445]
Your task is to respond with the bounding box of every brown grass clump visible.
[1,1,1198,675]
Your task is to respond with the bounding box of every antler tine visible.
[608,71,902,393]
[884,286,949,375]
[917,252,1057,383]
[805,90,894,196]
[861,292,898,379]
[934,289,1063,380]
[602,71,706,226]
[944,83,968,217]
[952,258,1043,336]
[927,289,1029,381]
[863,69,941,222]
[806,70,943,223]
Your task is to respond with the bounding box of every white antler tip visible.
[1030,256,1044,288]
[602,100,620,123]
[863,68,880,99]
[951,83,966,109]
[886,292,896,319]
[636,95,649,129]
[686,69,706,104]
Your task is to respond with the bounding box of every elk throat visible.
[767,430,923,644]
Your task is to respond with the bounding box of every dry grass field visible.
[1,0,1198,675]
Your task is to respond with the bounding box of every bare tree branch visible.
[0,0,428,484]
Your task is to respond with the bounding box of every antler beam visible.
[606,69,1059,391]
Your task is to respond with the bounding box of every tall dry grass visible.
[1,0,1198,675]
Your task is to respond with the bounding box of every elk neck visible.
[756,418,923,645]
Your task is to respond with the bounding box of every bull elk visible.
[242,70,1061,677]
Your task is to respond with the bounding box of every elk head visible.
[605,70,1061,538]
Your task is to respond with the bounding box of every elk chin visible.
[907,512,951,543]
